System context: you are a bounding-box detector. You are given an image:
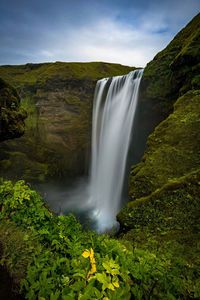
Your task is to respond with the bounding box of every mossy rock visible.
[118,169,200,283]
[0,220,39,286]
[128,90,200,201]
[118,168,200,231]
[0,78,27,142]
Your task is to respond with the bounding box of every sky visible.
[0,0,199,67]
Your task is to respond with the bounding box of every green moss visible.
[172,27,200,67]
[192,74,200,89]
[0,78,27,141]
[118,169,200,231]
[0,151,48,183]
[118,168,200,291]
[0,62,134,88]
[0,220,40,286]
[128,90,200,200]
[20,96,38,130]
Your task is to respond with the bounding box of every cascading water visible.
[89,69,143,232]
[40,69,143,232]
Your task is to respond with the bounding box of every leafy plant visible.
[0,179,199,299]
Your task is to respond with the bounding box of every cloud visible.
[0,0,199,65]
[66,19,171,66]
[139,0,199,33]
[28,18,172,67]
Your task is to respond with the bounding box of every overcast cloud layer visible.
[0,0,199,67]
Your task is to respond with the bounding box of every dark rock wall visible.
[0,62,134,183]
[0,78,26,142]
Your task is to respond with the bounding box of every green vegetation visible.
[117,169,200,299]
[0,62,134,89]
[1,179,200,299]
[117,14,200,298]
[118,74,200,266]
[118,169,200,233]
[20,96,38,130]
[126,90,200,200]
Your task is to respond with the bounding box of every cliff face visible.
[139,13,200,119]
[118,90,200,231]
[0,62,134,182]
[118,14,200,246]
[0,78,26,142]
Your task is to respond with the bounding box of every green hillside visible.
[0,62,134,88]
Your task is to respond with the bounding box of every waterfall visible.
[89,69,143,232]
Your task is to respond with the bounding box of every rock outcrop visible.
[118,91,200,233]
[0,62,134,182]
[0,78,26,142]
[140,13,200,118]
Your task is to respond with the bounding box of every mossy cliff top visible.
[118,13,200,251]
[140,13,200,117]
[0,62,134,89]
[0,78,26,141]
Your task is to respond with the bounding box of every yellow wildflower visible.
[82,248,97,279]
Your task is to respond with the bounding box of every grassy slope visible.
[0,62,134,88]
